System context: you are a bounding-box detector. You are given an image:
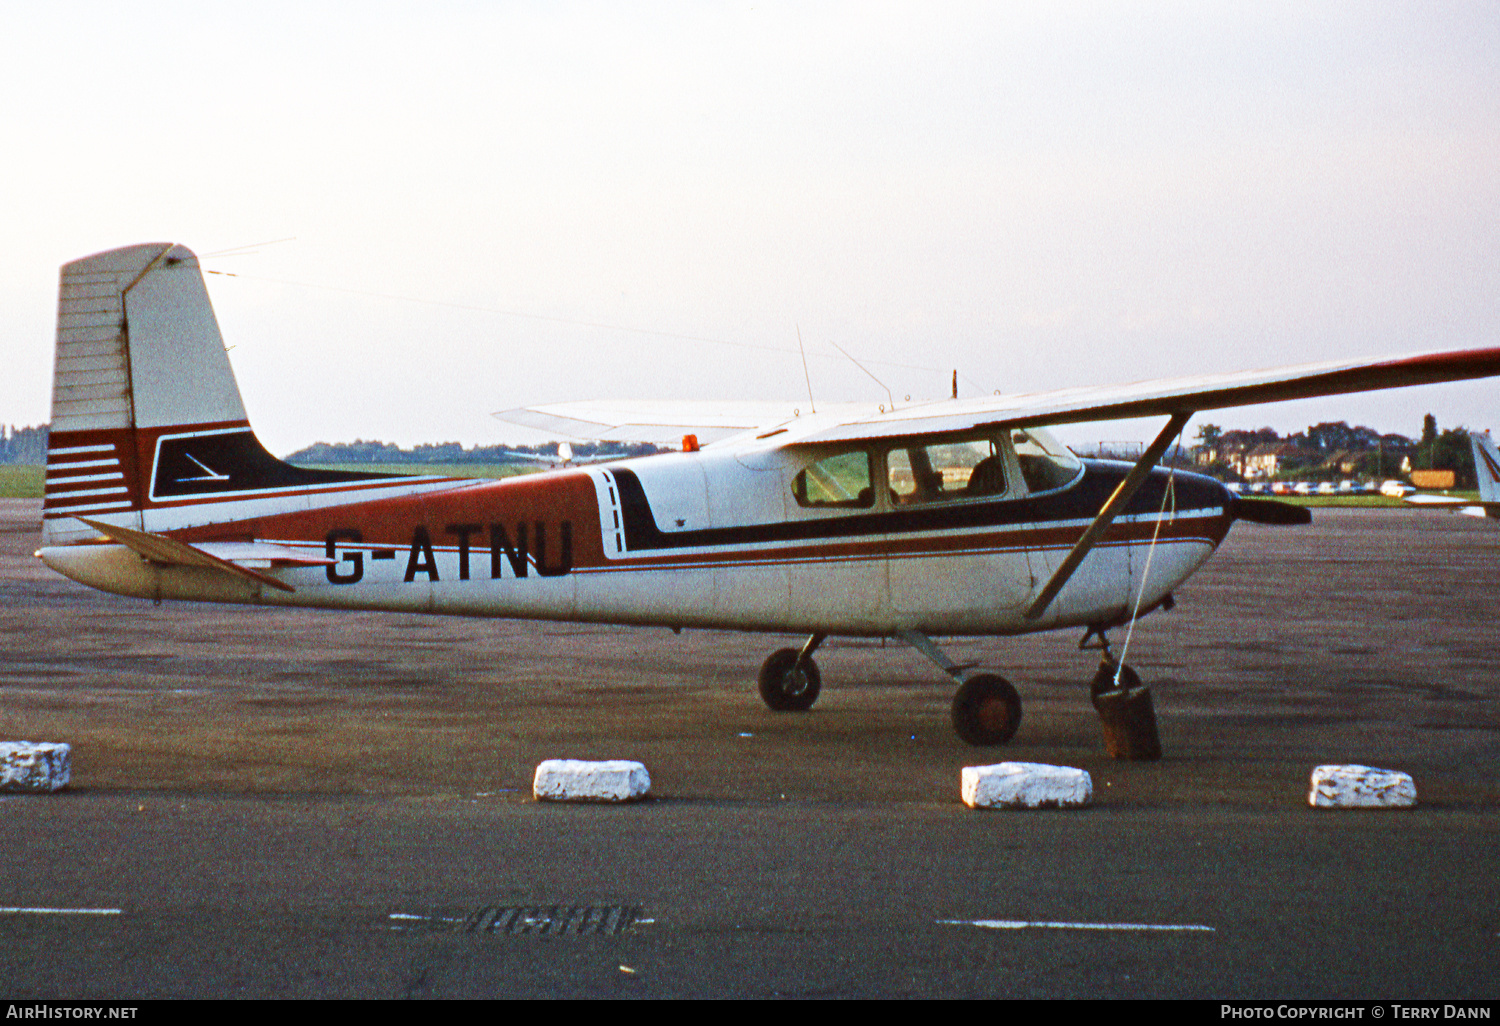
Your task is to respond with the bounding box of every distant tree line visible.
[0,425,47,464]
[0,425,663,466]
[1192,416,1479,487]
[283,439,665,464]
[3,417,1480,486]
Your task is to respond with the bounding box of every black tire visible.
[1091,662,1142,710]
[950,673,1022,746]
[757,648,821,712]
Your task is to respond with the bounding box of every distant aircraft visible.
[33,243,1500,747]
[503,441,634,469]
[1402,431,1500,518]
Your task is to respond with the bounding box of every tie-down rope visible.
[1113,425,1185,686]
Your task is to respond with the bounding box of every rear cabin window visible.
[1011,428,1083,493]
[792,450,874,508]
[887,436,1007,504]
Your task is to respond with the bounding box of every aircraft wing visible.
[796,346,1500,443]
[494,346,1500,445]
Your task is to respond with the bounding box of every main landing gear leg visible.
[897,630,1021,747]
[757,632,826,712]
[1079,626,1161,761]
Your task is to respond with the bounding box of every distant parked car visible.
[1316,482,1336,495]
[1380,480,1415,497]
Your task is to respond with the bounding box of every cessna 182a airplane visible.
[35,243,1500,747]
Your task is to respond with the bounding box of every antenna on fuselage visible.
[796,325,816,414]
[831,341,896,411]
[952,370,958,399]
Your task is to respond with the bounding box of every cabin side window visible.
[792,450,874,509]
[1011,427,1083,493]
[887,436,1007,504]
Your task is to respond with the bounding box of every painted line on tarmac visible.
[0,907,122,916]
[939,919,1213,933]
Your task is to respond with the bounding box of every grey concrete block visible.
[0,742,71,793]
[962,762,1092,809]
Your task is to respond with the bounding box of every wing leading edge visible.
[494,346,1500,445]
[797,346,1500,444]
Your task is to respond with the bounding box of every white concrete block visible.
[0,742,71,793]
[961,762,1092,810]
[533,759,651,803]
[1308,764,1416,808]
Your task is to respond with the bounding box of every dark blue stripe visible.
[612,461,1229,551]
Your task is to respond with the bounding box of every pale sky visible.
[3,2,1497,455]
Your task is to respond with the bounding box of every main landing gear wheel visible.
[1090,661,1142,710]
[758,648,822,712]
[951,673,1022,746]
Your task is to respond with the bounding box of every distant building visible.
[1410,469,1456,489]
[1243,443,1306,479]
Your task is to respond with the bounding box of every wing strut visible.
[1023,412,1192,622]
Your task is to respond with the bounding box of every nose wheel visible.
[1081,627,1161,760]
[757,633,825,711]
[1090,660,1142,709]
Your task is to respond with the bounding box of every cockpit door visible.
[885,434,1041,627]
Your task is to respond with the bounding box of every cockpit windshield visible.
[1011,427,1082,494]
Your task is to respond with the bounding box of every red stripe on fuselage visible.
[178,469,606,564]
[168,464,1230,578]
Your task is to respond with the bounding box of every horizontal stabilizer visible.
[191,541,337,569]
[77,518,302,593]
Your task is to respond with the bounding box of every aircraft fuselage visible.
[41,438,1234,638]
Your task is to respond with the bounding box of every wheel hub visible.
[975,695,1014,733]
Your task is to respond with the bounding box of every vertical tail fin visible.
[1471,431,1500,504]
[44,243,250,544]
[43,243,437,547]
